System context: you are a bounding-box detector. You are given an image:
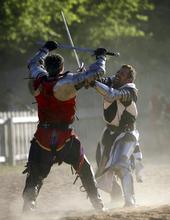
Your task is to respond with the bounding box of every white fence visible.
[0,110,103,166]
[0,111,38,165]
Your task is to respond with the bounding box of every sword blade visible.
[61,11,81,68]
[36,41,119,57]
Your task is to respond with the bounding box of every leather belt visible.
[107,123,135,132]
[38,122,72,130]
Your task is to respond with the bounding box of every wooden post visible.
[6,118,16,166]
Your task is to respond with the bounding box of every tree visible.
[0,0,153,62]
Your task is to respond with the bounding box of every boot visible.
[121,172,136,207]
[23,200,37,212]
[79,158,105,211]
[22,175,43,212]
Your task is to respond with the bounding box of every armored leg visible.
[22,140,52,212]
[112,134,136,207]
[22,163,44,211]
[119,167,135,207]
[96,169,122,202]
[61,136,105,211]
[110,175,122,202]
[79,157,104,211]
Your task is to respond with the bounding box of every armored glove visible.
[83,48,107,87]
[43,41,58,51]
[94,48,107,58]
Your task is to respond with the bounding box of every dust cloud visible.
[1,42,170,220]
[0,153,169,220]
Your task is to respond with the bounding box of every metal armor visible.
[94,81,139,206]
[53,56,106,101]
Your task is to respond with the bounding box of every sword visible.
[37,41,120,57]
[61,11,82,69]
[60,13,120,58]
[58,44,120,57]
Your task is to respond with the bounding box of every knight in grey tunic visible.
[93,64,143,207]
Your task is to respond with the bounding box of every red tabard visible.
[33,77,77,151]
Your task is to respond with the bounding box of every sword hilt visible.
[106,51,120,57]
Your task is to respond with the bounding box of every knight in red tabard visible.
[22,41,107,212]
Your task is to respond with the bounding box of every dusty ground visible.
[0,157,170,220]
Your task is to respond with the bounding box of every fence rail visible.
[0,110,103,166]
[0,111,38,165]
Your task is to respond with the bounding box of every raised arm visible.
[28,48,49,79]
[27,41,58,95]
[28,41,58,79]
[53,48,107,101]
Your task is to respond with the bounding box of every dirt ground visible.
[1,156,170,220]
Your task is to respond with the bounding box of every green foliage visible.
[0,0,153,54]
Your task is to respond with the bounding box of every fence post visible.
[6,118,15,166]
[0,119,6,162]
